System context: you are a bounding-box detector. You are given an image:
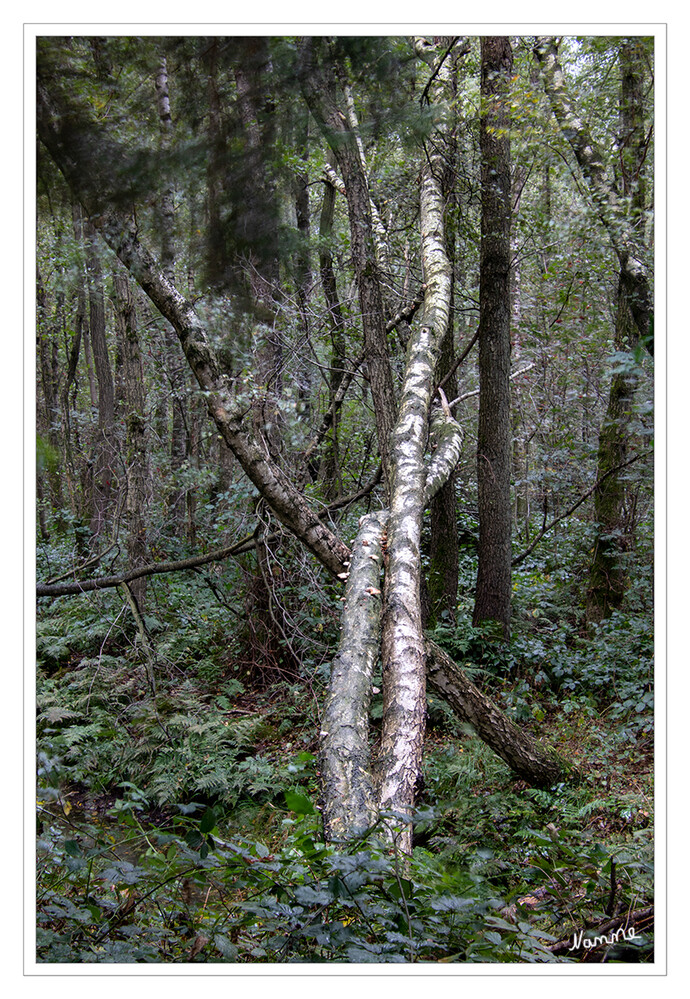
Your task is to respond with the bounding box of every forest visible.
[34,33,655,965]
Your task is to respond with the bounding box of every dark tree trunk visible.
[315,176,347,495]
[425,640,568,786]
[114,274,150,613]
[36,268,65,519]
[473,36,513,641]
[85,221,116,539]
[154,52,187,531]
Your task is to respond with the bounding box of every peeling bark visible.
[373,40,455,851]
[377,325,440,844]
[38,48,571,858]
[320,511,388,841]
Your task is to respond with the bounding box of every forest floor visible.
[36,657,655,965]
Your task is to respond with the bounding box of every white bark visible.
[374,41,454,851]
[424,405,464,507]
[319,510,388,841]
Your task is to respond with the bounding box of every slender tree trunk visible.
[85,221,116,539]
[36,268,65,519]
[234,39,285,462]
[473,36,513,641]
[426,46,460,628]
[114,274,150,613]
[60,275,83,518]
[511,159,530,541]
[535,35,653,355]
[298,37,397,495]
[315,176,347,495]
[154,52,187,530]
[154,54,176,282]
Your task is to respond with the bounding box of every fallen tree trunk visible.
[425,639,570,787]
[38,42,571,856]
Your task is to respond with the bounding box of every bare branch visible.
[512,449,653,567]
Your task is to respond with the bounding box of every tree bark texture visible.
[114,274,150,612]
[36,269,65,516]
[85,221,116,538]
[473,37,514,641]
[586,41,649,623]
[425,640,568,787]
[313,175,348,494]
[426,43,461,629]
[154,53,187,529]
[374,47,456,850]
[319,510,388,841]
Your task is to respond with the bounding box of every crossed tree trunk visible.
[36,39,569,856]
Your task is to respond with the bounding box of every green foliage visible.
[36,776,652,964]
[37,656,311,809]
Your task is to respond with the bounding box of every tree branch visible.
[512,449,653,567]
[36,471,388,598]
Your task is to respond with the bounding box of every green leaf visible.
[284,790,315,814]
[199,807,217,833]
[214,934,238,960]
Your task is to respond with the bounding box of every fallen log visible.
[425,638,571,787]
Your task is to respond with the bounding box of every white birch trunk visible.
[319,510,388,841]
[374,41,454,851]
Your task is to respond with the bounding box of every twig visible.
[512,449,653,566]
[36,475,382,599]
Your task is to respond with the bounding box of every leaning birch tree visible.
[36,35,569,856]
[318,38,564,852]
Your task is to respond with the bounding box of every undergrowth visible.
[35,531,654,965]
